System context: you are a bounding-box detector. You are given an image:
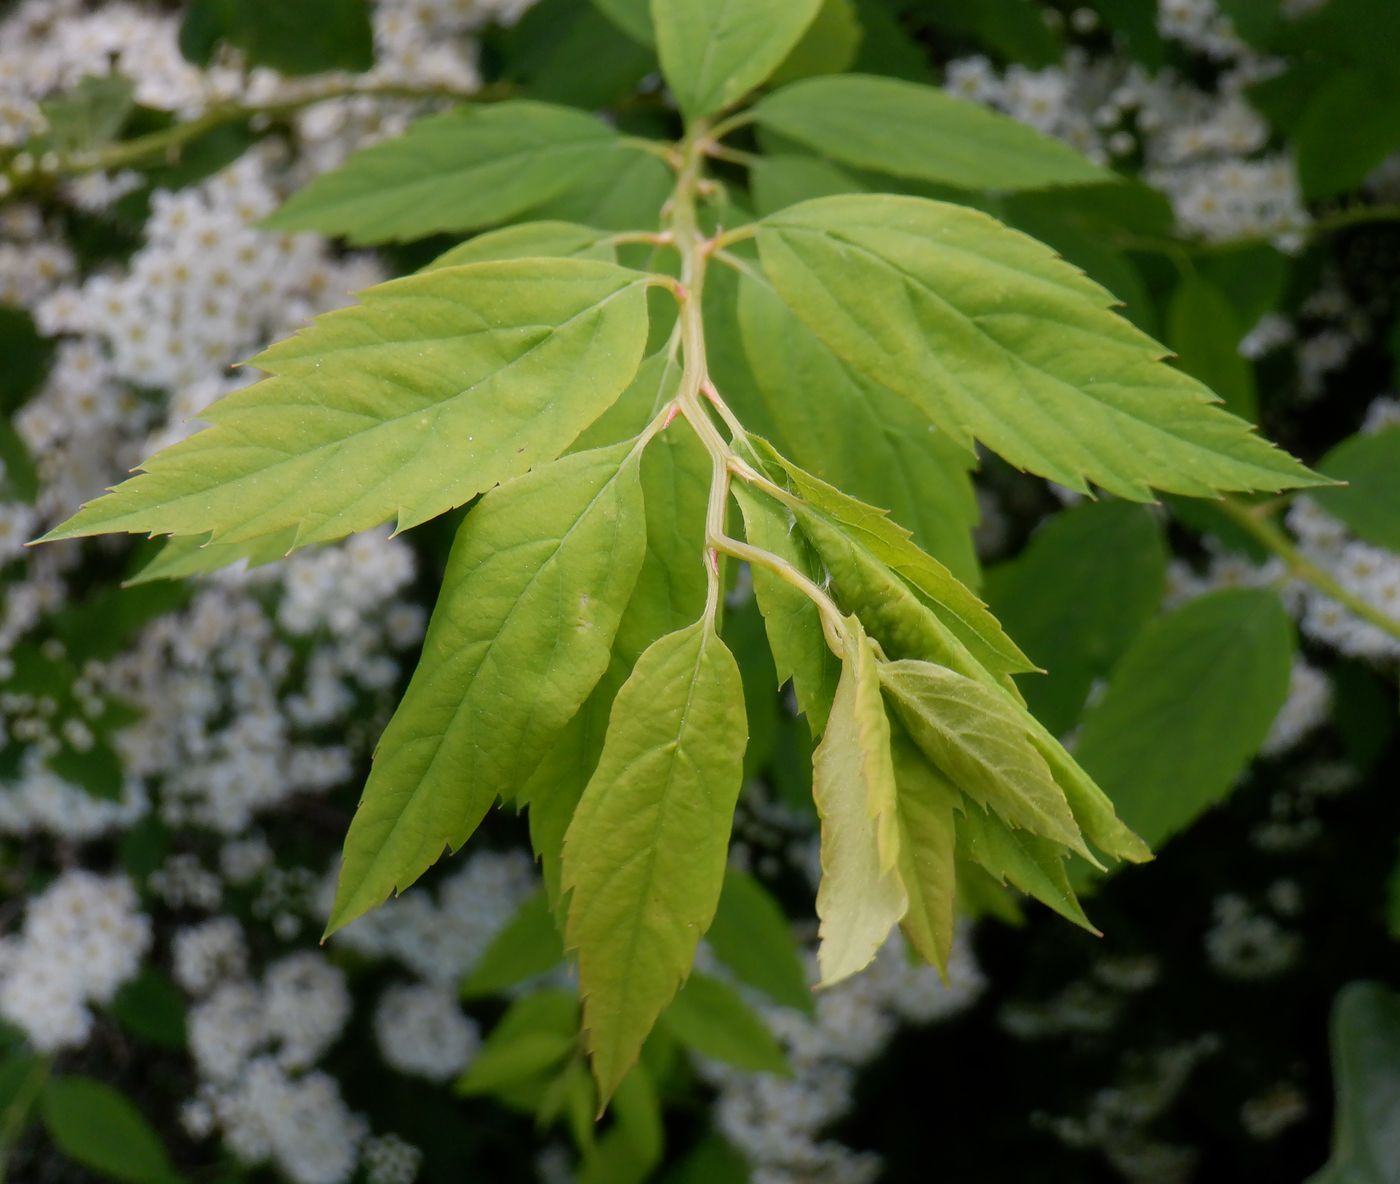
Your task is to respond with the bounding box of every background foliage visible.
[1,1,1399,1182]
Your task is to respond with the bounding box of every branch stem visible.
[2,80,509,196]
[1218,497,1400,645]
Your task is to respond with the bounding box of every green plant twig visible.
[1218,497,1400,645]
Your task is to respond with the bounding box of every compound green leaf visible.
[812,618,906,987]
[1315,426,1400,552]
[424,221,617,270]
[652,0,823,120]
[563,619,747,1103]
[752,74,1109,191]
[327,443,648,935]
[733,483,840,733]
[461,889,564,999]
[43,259,651,552]
[956,797,1095,931]
[707,868,813,1012]
[889,724,958,972]
[985,501,1166,734]
[1310,981,1400,1184]
[1075,588,1294,849]
[661,972,790,1074]
[736,267,980,582]
[756,194,1325,499]
[41,1076,183,1184]
[264,102,633,244]
[880,659,1088,857]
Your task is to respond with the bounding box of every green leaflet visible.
[955,796,1095,932]
[126,529,297,586]
[652,0,823,120]
[707,868,814,1013]
[889,723,958,973]
[1310,981,1400,1184]
[263,102,633,244]
[732,484,840,733]
[326,443,649,935]
[756,194,1325,499]
[661,972,791,1074]
[749,153,865,218]
[1316,425,1400,552]
[41,1076,184,1184]
[526,150,675,233]
[42,259,651,552]
[1075,587,1295,850]
[562,619,747,1103]
[768,0,863,85]
[985,501,1166,734]
[735,265,981,583]
[758,443,1027,672]
[525,357,708,920]
[424,221,618,270]
[751,74,1109,191]
[879,659,1089,858]
[812,618,906,987]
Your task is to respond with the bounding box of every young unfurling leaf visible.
[327,443,649,935]
[812,617,906,987]
[562,619,747,1104]
[889,723,959,973]
[879,658,1089,858]
[42,259,652,554]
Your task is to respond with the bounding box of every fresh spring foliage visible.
[40,0,1329,1111]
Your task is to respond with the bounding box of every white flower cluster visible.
[1204,893,1302,979]
[182,946,380,1184]
[373,981,481,1082]
[329,847,538,984]
[944,13,1309,244]
[0,870,150,1051]
[704,932,986,1184]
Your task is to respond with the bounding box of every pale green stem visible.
[1,80,509,196]
[1218,497,1400,646]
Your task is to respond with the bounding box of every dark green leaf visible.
[1315,427,1400,552]
[662,973,790,1074]
[42,1077,183,1184]
[708,869,813,1013]
[1309,981,1400,1184]
[985,502,1166,734]
[461,889,564,999]
[1075,588,1294,849]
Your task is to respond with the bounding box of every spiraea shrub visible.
[5,1,1400,1181]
